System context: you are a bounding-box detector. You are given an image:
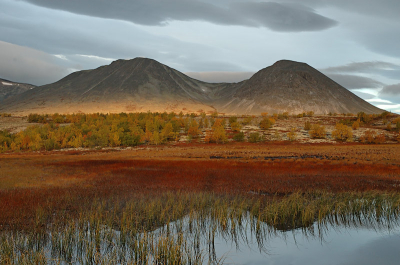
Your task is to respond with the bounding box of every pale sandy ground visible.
[0,116,33,134]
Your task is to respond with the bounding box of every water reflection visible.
[213,223,400,264]
[1,211,400,264]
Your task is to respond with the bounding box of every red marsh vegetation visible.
[1,143,400,229]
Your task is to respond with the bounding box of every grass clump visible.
[2,191,400,264]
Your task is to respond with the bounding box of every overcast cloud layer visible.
[22,0,338,31]
[1,0,400,112]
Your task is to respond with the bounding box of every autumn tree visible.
[151,130,162,145]
[188,119,200,138]
[161,122,175,141]
[229,116,237,125]
[230,122,242,132]
[204,118,210,128]
[143,120,154,144]
[332,123,353,142]
[287,128,297,141]
[309,124,326,139]
[259,117,274,130]
[211,119,227,143]
[352,119,360,130]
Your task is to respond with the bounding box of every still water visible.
[213,225,400,264]
[150,214,400,265]
[2,213,400,264]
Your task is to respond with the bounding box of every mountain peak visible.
[270,60,310,70]
[111,57,161,65]
[0,58,383,115]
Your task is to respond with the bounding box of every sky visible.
[1,0,400,112]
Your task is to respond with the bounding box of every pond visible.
[2,194,400,264]
[150,214,400,265]
[211,222,400,264]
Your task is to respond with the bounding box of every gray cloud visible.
[322,61,400,73]
[21,0,337,32]
[185,72,255,83]
[230,2,337,32]
[379,83,400,103]
[326,74,383,89]
[0,1,247,78]
[288,0,400,20]
[0,41,69,85]
[322,61,400,83]
[322,62,400,81]
[380,83,400,95]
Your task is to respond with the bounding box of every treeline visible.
[0,111,399,152]
[0,112,240,152]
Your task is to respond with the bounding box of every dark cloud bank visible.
[22,0,338,32]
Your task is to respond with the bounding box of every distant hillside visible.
[215,60,382,114]
[0,58,383,115]
[0,78,35,104]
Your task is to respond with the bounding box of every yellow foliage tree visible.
[211,119,227,143]
[230,122,242,132]
[332,123,353,141]
[259,118,274,130]
[161,122,174,140]
[352,120,360,130]
[287,128,297,141]
[309,124,326,139]
[187,120,200,138]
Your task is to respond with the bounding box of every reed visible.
[1,191,400,264]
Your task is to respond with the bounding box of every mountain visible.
[0,78,35,104]
[214,60,382,114]
[0,58,383,115]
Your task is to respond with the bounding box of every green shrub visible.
[248,132,262,143]
[233,132,245,142]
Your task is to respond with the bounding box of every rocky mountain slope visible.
[0,78,35,104]
[0,58,383,115]
[215,60,382,114]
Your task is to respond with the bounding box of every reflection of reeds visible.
[1,192,400,264]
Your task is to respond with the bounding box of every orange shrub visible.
[309,124,326,139]
[352,120,360,130]
[360,130,386,144]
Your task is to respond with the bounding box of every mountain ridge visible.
[0,58,383,115]
[0,78,35,104]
